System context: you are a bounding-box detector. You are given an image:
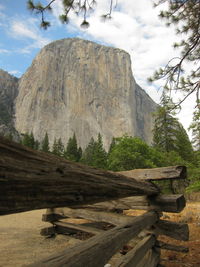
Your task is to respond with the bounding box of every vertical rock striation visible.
[14,38,157,149]
[0,69,19,138]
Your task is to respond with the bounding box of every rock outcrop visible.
[0,69,19,139]
[14,38,157,149]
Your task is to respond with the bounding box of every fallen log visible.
[0,137,160,215]
[155,240,189,253]
[29,211,159,267]
[118,166,187,181]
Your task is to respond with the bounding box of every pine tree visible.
[78,147,82,161]
[41,132,50,153]
[27,0,114,29]
[81,137,95,166]
[153,94,194,164]
[176,124,194,162]
[108,137,116,156]
[52,137,64,157]
[93,133,107,169]
[149,1,200,107]
[81,134,107,169]
[21,132,35,149]
[34,140,40,150]
[64,133,81,162]
[153,95,179,152]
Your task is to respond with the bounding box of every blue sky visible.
[0,0,196,135]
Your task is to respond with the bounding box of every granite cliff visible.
[0,69,19,139]
[13,38,157,149]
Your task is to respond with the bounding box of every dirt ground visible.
[160,202,200,267]
[0,210,81,266]
[0,202,200,267]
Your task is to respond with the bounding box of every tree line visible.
[2,95,199,193]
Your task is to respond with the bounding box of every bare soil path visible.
[0,210,80,266]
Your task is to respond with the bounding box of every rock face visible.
[14,38,157,149]
[0,69,19,139]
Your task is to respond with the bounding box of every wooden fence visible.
[0,137,189,266]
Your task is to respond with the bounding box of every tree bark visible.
[79,194,186,213]
[115,235,156,267]
[118,166,187,181]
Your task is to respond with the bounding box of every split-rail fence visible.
[0,137,189,266]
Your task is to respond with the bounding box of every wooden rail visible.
[0,137,189,266]
[0,137,159,215]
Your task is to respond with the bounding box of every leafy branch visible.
[27,0,115,29]
[149,0,200,107]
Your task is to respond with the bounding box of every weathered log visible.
[148,194,186,213]
[54,221,104,235]
[115,235,156,267]
[0,137,160,215]
[79,194,186,213]
[155,220,189,241]
[50,207,134,225]
[29,211,159,267]
[155,240,189,253]
[118,166,187,181]
[136,249,160,267]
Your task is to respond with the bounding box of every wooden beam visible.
[149,194,186,213]
[136,249,160,267]
[155,220,189,241]
[118,166,187,181]
[155,240,189,253]
[115,235,156,267]
[0,137,160,215]
[79,194,186,213]
[54,221,104,235]
[51,207,134,225]
[29,211,159,267]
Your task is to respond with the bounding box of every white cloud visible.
[9,18,51,53]
[0,48,9,53]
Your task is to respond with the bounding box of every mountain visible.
[0,69,19,139]
[8,38,157,149]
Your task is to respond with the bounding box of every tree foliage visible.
[41,132,50,152]
[153,94,194,161]
[81,134,107,169]
[21,132,38,149]
[27,0,114,29]
[149,0,200,106]
[64,133,82,161]
[52,137,64,156]
[153,95,179,152]
[107,135,157,171]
